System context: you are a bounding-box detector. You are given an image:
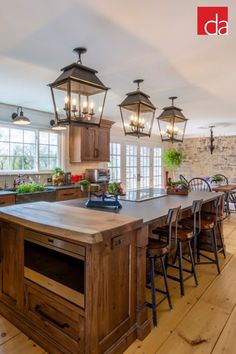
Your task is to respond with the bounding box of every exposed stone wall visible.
[171,136,236,183]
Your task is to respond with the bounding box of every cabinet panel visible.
[0,222,24,309]
[56,188,85,201]
[97,128,110,161]
[0,195,16,207]
[69,119,114,162]
[24,282,84,353]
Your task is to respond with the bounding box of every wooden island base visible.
[0,202,149,354]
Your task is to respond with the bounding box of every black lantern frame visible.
[119,79,156,138]
[48,47,109,128]
[157,96,188,143]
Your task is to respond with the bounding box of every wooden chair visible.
[147,206,181,326]
[182,194,225,274]
[212,174,229,185]
[189,177,212,192]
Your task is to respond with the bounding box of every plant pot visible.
[52,174,64,186]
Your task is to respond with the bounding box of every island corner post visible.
[0,202,150,354]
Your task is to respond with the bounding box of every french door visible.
[126,144,151,190]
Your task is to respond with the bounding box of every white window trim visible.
[0,123,62,175]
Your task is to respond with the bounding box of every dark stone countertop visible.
[60,191,222,225]
[0,190,17,196]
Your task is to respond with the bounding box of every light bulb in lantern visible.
[72,98,77,112]
[82,101,88,114]
[64,96,69,111]
[90,102,94,115]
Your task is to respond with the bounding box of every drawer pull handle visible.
[47,238,54,243]
[0,202,6,205]
[63,192,75,196]
[35,305,70,329]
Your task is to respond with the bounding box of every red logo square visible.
[197,7,228,35]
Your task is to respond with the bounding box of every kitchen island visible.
[0,191,223,354]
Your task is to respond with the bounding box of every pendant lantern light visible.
[157,96,188,143]
[119,79,156,138]
[49,47,109,128]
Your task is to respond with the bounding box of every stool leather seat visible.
[147,239,168,257]
[181,217,214,230]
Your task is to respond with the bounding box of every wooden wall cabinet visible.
[69,119,114,163]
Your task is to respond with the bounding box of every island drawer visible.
[0,195,16,207]
[24,282,84,352]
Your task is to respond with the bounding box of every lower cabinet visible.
[0,194,16,206]
[24,281,84,353]
[56,188,86,201]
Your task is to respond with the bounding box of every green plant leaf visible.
[162,149,183,170]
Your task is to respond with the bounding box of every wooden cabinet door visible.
[81,127,97,161]
[69,120,114,162]
[96,128,110,162]
[0,222,24,310]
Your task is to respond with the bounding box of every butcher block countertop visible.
[0,201,142,244]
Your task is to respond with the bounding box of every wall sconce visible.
[11,106,31,125]
[209,125,215,154]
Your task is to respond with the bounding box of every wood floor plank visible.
[212,305,236,354]
[0,315,20,345]
[0,333,45,354]
[154,300,230,354]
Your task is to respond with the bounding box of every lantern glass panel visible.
[158,117,187,142]
[121,104,154,137]
[51,80,107,125]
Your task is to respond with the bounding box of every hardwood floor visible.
[125,213,236,354]
[0,214,236,354]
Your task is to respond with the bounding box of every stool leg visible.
[211,229,221,274]
[177,241,184,296]
[187,240,198,287]
[150,257,157,326]
[160,255,172,310]
[197,232,201,262]
[217,222,226,258]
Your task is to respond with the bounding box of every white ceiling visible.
[0,0,235,137]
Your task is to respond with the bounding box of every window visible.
[39,132,59,170]
[108,143,121,182]
[140,146,150,188]
[153,147,162,187]
[126,145,138,190]
[0,125,60,172]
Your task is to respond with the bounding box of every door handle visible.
[35,305,70,329]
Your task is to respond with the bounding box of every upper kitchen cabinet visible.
[69,119,114,162]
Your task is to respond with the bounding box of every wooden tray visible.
[167,188,188,196]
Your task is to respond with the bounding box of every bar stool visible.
[153,200,203,297]
[182,194,226,274]
[146,206,181,326]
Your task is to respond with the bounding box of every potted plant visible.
[167,180,189,195]
[77,179,91,192]
[163,149,183,184]
[107,182,124,195]
[52,167,65,186]
[210,174,224,186]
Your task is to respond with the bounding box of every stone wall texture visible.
[172,136,236,183]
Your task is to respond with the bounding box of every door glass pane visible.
[140,146,150,188]
[153,147,162,187]
[126,145,137,190]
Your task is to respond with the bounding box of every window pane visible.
[39,132,59,171]
[24,130,35,143]
[39,132,49,144]
[0,128,9,142]
[10,129,23,143]
[108,143,121,183]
